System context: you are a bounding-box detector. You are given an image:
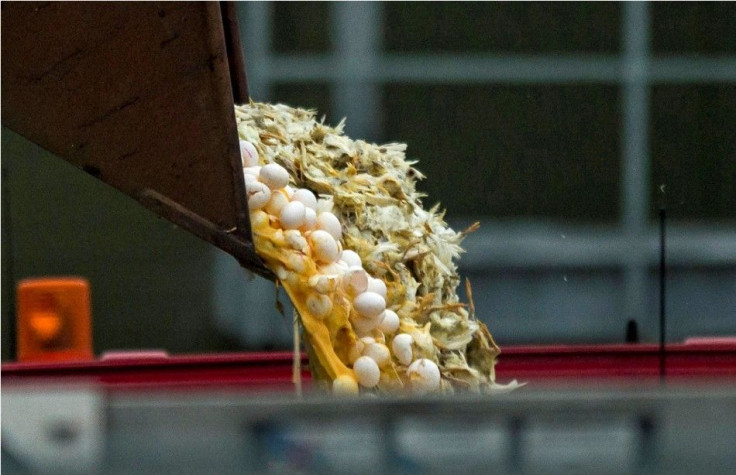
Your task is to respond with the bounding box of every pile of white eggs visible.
[241,140,441,395]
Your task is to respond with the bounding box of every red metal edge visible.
[2,350,298,371]
[3,343,735,391]
[1,351,310,392]
[496,343,736,383]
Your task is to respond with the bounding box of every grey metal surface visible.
[5,386,736,473]
[239,2,272,104]
[331,2,382,141]
[3,387,105,474]
[621,2,652,333]
[457,223,736,269]
[256,55,736,84]
[104,387,736,474]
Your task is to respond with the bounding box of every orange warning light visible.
[17,277,93,362]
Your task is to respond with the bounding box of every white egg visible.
[249,210,269,230]
[353,291,386,320]
[259,163,290,190]
[274,265,299,286]
[265,190,290,216]
[319,261,348,276]
[240,140,259,167]
[309,230,339,264]
[243,166,261,177]
[243,171,257,184]
[292,188,318,210]
[363,342,391,368]
[347,341,365,364]
[391,333,413,366]
[271,228,285,245]
[342,267,369,295]
[332,374,359,395]
[316,212,342,241]
[306,293,332,318]
[308,274,338,294]
[271,229,285,245]
[275,265,290,281]
[284,229,308,251]
[280,201,306,230]
[378,309,400,334]
[286,253,307,274]
[353,356,380,388]
[366,277,387,299]
[283,185,295,198]
[407,358,441,394]
[375,309,386,325]
[302,207,317,231]
[340,250,362,268]
[360,336,376,346]
[352,315,377,335]
[246,181,271,210]
[287,272,302,287]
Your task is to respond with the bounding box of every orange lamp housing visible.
[16,277,93,362]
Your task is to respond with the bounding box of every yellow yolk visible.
[251,214,357,381]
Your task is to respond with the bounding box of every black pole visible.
[659,208,667,382]
[2,166,17,361]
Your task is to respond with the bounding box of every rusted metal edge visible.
[217,1,270,278]
[220,1,249,104]
[139,189,275,281]
[1,2,271,280]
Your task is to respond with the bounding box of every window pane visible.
[652,3,736,55]
[382,85,621,222]
[272,2,331,53]
[647,267,736,341]
[463,268,625,344]
[650,85,736,221]
[384,2,621,54]
[271,84,333,121]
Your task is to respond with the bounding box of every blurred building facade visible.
[2,2,735,358]
[219,2,736,348]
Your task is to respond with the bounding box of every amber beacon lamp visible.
[16,278,93,363]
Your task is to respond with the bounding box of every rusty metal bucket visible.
[1,1,273,279]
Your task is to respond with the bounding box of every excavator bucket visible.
[1,1,272,279]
